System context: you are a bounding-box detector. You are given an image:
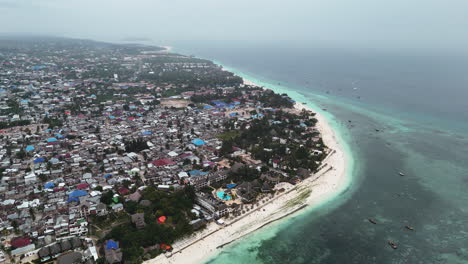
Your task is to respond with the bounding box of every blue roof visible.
[251,113,264,119]
[203,105,214,110]
[189,170,208,176]
[142,131,152,135]
[47,137,58,142]
[31,65,47,70]
[211,100,228,108]
[226,184,237,189]
[69,190,88,198]
[229,112,238,117]
[55,133,64,139]
[67,197,80,203]
[44,182,55,189]
[106,240,119,250]
[25,145,35,152]
[191,138,206,146]
[33,158,45,164]
[104,174,112,179]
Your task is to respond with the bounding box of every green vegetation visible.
[43,116,63,128]
[228,165,261,182]
[221,110,325,172]
[101,186,197,263]
[124,138,149,153]
[0,120,31,129]
[0,99,23,115]
[257,92,294,108]
[217,131,241,141]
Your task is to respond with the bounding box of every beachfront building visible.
[195,193,230,218]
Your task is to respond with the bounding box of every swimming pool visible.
[216,191,231,201]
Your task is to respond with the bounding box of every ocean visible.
[171,43,468,264]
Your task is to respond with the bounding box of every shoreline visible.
[144,75,351,264]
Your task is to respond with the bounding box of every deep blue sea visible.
[172,43,468,264]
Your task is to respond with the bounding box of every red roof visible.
[178,153,192,159]
[76,183,89,190]
[160,243,172,251]
[150,159,176,167]
[157,216,167,224]
[11,237,32,248]
[53,187,66,193]
[119,187,130,195]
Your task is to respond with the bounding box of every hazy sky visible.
[1,0,468,51]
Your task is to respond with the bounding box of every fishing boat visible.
[388,241,398,249]
[399,172,405,176]
[368,218,377,224]
[405,225,414,231]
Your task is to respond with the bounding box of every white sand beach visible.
[145,78,349,264]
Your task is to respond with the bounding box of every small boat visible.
[399,172,405,176]
[405,225,414,231]
[388,241,398,249]
[368,218,377,224]
[375,129,380,132]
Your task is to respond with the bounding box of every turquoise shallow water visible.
[165,44,468,263]
[205,69,468,264]
[174,48,468,264]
